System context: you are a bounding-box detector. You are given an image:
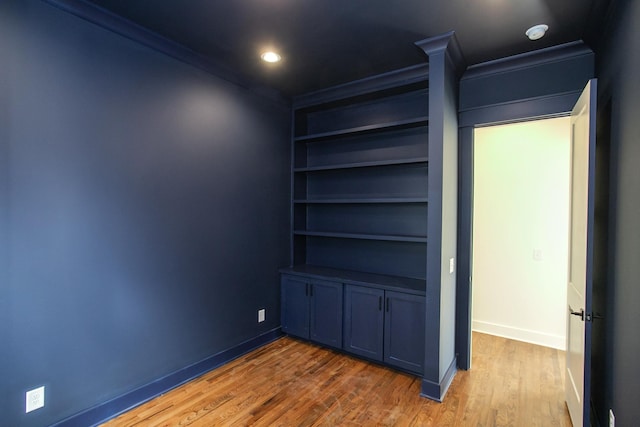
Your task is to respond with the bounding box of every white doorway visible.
[472,117,571,351]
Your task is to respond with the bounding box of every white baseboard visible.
[472,320,566,350]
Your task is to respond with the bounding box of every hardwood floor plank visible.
[101,332,571,427]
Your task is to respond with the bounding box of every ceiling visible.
[83,0,610,98]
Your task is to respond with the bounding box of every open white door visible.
[565,79,597,427]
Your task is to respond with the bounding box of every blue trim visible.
[420,356,457,402]
[42,0,289,106]
[459,91,580,127]
[455,126,474,371]
[440,356,458,400]
[51,328,283,427]
[462,41,593,81]
[415,31,467,78]
[415,31,463,398]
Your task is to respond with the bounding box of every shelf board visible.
[279,265,426,295]
[294,157,428,172]
[294,197,428,204]
[294,116,428,142]
[294,230,427,243]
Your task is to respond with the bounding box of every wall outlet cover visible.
[258,309,265,323]
[533,249,543,261]
[26,386,45,413]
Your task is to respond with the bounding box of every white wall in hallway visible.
[472,117,571,350]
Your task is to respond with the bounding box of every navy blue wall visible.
[593,0,640,424]
[0,1,290,426]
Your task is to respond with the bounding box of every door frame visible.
[456,93,583,370]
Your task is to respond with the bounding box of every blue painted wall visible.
[593,0,640,425]
[0,1,290,426]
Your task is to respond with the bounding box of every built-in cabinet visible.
[281,32,465,400]
[281,65,429,377]
[281,275,343,348]
[344,285,425,373]
[281,272,425,375]
[343,285,384,360]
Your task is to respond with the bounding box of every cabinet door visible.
[281,275,309,339]
[344,285,384,361]
[384,291,425,373]
[309,280,343,348]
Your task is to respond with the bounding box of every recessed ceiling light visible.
[261,51,282,63]
[525,24,549,41]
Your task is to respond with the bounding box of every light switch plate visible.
[449,258,454,274]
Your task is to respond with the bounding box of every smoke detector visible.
[525,24,549,41]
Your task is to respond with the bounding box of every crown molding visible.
[43,0,289,106]
[415,31,467,78]
[462,40,594,81]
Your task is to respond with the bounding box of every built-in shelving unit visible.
[293,197,429,204]
[281,33,465,401]
[287,70,429,289]
[293,116,429,142]
[293,156,428,173]
[293,230,428,243]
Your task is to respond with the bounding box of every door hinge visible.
[585,312,605,322]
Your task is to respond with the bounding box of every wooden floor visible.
[102,332,571,426]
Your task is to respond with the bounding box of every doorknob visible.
[569,306,584,321]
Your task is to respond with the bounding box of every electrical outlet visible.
[533,249,543,261]
[258,309,265,323]
[609,409,615,427]
[26,386,45,413]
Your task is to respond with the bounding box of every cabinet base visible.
[285,334,424,377]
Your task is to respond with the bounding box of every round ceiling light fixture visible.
[261,51,282,63]
[525,24,549,41]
